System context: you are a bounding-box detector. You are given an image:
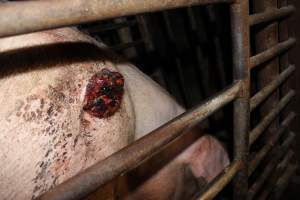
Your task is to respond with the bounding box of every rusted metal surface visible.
[257,165,297,200]
[249,112,295,175]
[250,151,294,200]
[250,38,296,69]
[268,164,297,200]
[0,0,233,38]
[248,133,295,200]
[37,82,241,200]
[253,0,280,140]
[197,160,243,200]
[249,5,295,26]
[230,0,250,199]
[250,90,295,146]
[250,65,295,111]
[278,0,293,121]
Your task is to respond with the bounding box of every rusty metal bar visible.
[268,164,297,200]
[250,38,296,69]
[249,90,295,146]
[257,153,296,200]
[197,160,243,200]
[37,82,241,200]
[86,20,137,33]
[249,151,294,200]
[250,65,295,111]
[0,0,234,38]
[248,133,295,200]
[278,0,293,122]
[249,112,295,175]
[230,0,250,199]
[249,5,295,26]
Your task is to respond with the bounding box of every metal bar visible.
[268,164,297,200]
[197,160,243,200]
[278,0,293,122]
[249,112,295,175]
[37,82,241,200]
[250,65,295,111]
[252,0,280,152]
[86,20,137,33]
[250,38,296,69]
[0,0,233,38]
[249,90,295,146]
[257,152,296,200]
[249,5,295,26]
[248,133,295,200]
[230,0,250,199]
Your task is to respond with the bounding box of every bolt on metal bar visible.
[197,160,243,200]
[248,133,295,200]
[37,82,241,200]
[249,90,295,146]
[249,5,295,26]
[248,112,295,175]
[250,65,295,111]
[268,164,297,200]
[230,0,250,199]
[250,38,296,69]
[0,0,234,38]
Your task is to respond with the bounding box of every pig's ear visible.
[173,164,207,200]
[187,135,230,183]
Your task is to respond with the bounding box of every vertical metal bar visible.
[253,0,280,134]
[230,0,250,199]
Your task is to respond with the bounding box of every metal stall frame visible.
[0,0,296,200]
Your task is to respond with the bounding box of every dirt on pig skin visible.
[0,28,135,200]
[0,27,229,200]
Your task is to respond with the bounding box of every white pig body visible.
[0,28,229,200]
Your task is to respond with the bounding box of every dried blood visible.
[83,68,124,118]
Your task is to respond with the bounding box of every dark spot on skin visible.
[83,68,124,118]
[47,104,54,116]
[73,135,79,148]
[45,149,52,157]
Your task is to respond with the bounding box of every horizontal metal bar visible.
[268,164,297,200]
[248,133,295,200]
[248,112,295,175]
[250,65,295,111]
[0,0,234,38]
[111,39,144,51]
[249,150,294,200]
[249,90,295,146]
[250,38,296,69]
[197,159,243,200]
[249,5,295,26]
[86,20,137,33]
[257,160,297,200]
[37,82,241,200]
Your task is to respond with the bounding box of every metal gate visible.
[0,0,296,199]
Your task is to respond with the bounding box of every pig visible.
[0,27,229,200]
